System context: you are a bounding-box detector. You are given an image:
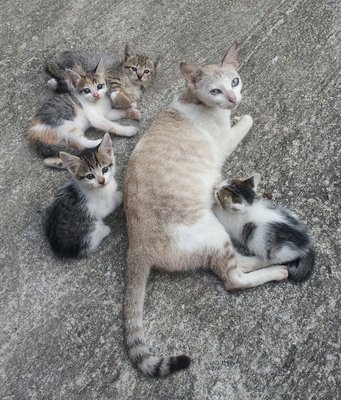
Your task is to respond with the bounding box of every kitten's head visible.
[65,58,107,103]
[180,42,242,109]
[60,133,115,189]
[215,173,261,213]
[122,44,160,87]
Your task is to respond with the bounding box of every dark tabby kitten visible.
[45,134,122,258]
[46,44,160,118]
[213,174,315,282]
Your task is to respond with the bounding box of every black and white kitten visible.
[213,174,315,282]
[45,133,122,258]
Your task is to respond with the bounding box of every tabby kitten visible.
[45,44,160,116]
[28,60,137,168]
[45,133,122,258]
[123,43,287,377]
[213,174,315,282]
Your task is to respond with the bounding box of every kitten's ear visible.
[124,43,135,60]
[65,69,82,88]
[222,42,239,70]
[243,173,261,191]
[154,55,161,70]
[98,133,113,158]
[59,152,82,175]
[180,63,203,88]
[93,57,105,74]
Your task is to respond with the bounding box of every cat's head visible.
[214,173,261,212]
[180,42,242,109]
[122,44,160,87]
[60,133,115,189]
[65,58,107,103]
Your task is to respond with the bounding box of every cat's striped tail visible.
[287,247,315,283]
[125,250,191,377]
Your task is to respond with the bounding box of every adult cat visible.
[123,43,288,377]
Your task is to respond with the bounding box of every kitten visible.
[45,44,160,117]
[213,174,315,282]
[123,43,287,377]
[44,133,122,258]
[28,60,137,168]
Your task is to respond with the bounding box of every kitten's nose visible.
[227,94,236,104]
[137,73,143,80]
[93,92,100,99]
[98,176,105,185]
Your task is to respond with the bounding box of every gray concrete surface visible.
[0,0,340,399]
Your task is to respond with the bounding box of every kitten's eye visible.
[97,84,104,90]
[86,174,95,180]
[131,67,137,72]
[144,69,150,74]
[102,166,109,174]
[231,78,239,87]
[210,89,222,96]
[83,88,91,94]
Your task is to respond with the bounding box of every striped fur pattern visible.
[45,44,160,114]
[28,62,137,168]
[213,174,315,282]
[45,133,122,258]
[123,43,288,377]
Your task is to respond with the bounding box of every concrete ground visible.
[0,0,340,399]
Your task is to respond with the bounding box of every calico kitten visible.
[45,44,160,116]
[123,43,287,377]
[28,60,137,168]
[213,174,315,282]
[45,133,122,258]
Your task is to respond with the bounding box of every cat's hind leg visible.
[88,115,137,137]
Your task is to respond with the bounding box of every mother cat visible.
[123,43,288,377]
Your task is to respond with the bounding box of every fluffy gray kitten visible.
[44,134,122,258]
[213,174,315,282]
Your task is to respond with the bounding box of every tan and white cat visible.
[123,43,288,377]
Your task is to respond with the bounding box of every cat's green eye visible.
[102,166,109,174]
[83,88,91,94]
[131,67,137,72]
[210,89,222,96]
[231,78,239,87]
[144,69,150,74]
[86,173,95,180]
[97,84,104,90]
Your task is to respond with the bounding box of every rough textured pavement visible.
[1,0,340,399]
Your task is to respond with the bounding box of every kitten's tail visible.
[287,247,315,283]
[45,61,70,93]
[125,250,191,377]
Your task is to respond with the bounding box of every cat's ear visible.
[154,55,161,70]
[93,57,105,74]
[65,69,82,88]
[243,173,261,191]
[98,133,113,158]
[222,42,239,70]
[124,43,135,60]
[60,152,82,175]
[180,63,203,88]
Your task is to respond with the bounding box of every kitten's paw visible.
[126,108,141,121]
[102,225,111,238]
[47,78,57,90]
[275,265,289,281]
[231,116,241,127]
[110,92,118,102]
[115,191,123,208]
[115,125,138,137]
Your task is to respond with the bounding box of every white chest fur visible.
[84,180,118,219]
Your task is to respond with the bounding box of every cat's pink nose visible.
[227,93,237,104]
[98,176,105,185]
[137,74,143,80]
[93,92,100,99]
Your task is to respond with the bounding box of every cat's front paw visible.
[127,108,141,121]
[102,225,111,238]
[275,265,289,281]
[240,114,253,130]
[115,191,123,208]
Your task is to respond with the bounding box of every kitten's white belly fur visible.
[85,180,118,219]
